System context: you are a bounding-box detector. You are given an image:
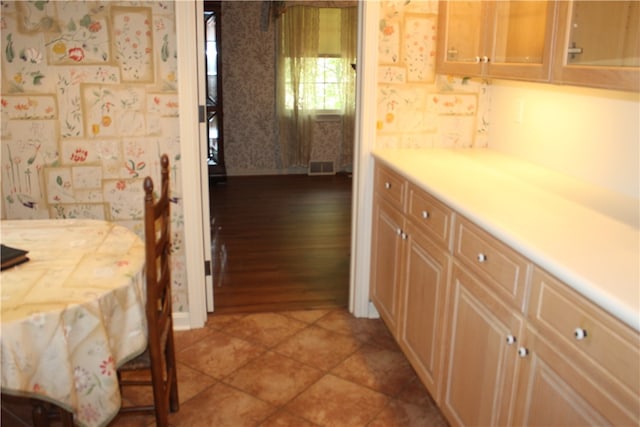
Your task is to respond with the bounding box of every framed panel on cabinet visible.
[552,0,640,92]
[436,1,558,82]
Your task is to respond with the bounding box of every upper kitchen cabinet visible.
[436,1,557,82]
[553,1,640,92]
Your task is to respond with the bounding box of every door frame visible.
[194,0,216,313]
[176,1,380,327]
[350,0,379,318]
[175,1,211,329]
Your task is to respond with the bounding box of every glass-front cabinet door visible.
[553,0,640,91]
[205,1,226,181]
[437,1,487,76]
[437,1,557,82]
[489,1,555,80]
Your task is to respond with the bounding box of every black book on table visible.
[1,244,29,270]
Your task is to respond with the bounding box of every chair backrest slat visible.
[119,153,178,427]
[143,154,172,347]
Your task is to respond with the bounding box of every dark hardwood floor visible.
[209,173,352,314]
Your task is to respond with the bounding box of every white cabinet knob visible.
[477,253,487,263]
[517,347,529,358]
[574,328,588,340]
[475,56,481,63]
[421,210,429,219]
[384,182,392,189]
[396,229,408,240]
[506,335,516,345]
[481,55,490,63]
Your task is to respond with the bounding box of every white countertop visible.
[372,148,640,332]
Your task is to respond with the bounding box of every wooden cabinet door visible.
[399,223,450,401]
[437,1,557,81]
[514,327,635,426]
[442,263,523,427]
[553,0,640,91]
[436,0,488,76]
[485,0,557,81]
[370,196,405,336]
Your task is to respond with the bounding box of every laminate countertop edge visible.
[372,148,640,332]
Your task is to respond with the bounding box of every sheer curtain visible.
[340,6,357,170]
[276,6,319,168]
[276,5,357,169]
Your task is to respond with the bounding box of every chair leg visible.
[150,367,169,427]
[60,407,75,426]
[169,373,179,413]
[168,336,179,413]
[153,401,168,427]
[31,401,75,427]
[32,402,49,427]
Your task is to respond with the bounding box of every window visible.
[282,8,353,113]
[283,57,347,111]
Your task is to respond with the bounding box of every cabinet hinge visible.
[198,105,206,123]
[204,260,211,276]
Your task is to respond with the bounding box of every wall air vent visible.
[308,161,335,176]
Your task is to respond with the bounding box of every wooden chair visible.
[117,154,179,426]
[0,394,74,427]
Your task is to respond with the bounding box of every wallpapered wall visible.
[0,0,491,317]
[376,0,490,149]
[0,1,191,311]
[221,0,487,174]
[221,1,279,173]
[221,1,350,174]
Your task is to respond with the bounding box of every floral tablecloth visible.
[1,219,147,427]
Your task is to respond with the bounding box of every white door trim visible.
[176,1,209,329]
[195,0,215,313]
[350,1,378,318]
[176,0,379,328]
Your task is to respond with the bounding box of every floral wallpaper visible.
[0,0,190,312]
[221,1,279,173]
[376,0,490,149]
[0,0,491,316]
[222,1,351,174]
[223,0,491,167]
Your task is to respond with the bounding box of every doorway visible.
[204,2,356,314]
[204,1,226,183]
[178,1,379,323]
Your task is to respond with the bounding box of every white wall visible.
[488,79,640,199]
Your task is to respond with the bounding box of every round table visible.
[1,219,147,427]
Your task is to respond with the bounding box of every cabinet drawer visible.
[407,184,453,249]
[374,163,406,209]
[529,267,640,402]
[454,216,530,311]
[514,326,638,426]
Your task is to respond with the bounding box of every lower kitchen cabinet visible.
[441,263,524,427]
[513,326,635,426]
[514,267,640,425]
[371,163,453,400]
[398,222,450,400]
[370,196,405,336]
[370,159,640,427]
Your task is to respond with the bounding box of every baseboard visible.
[225,167,308,176]
[173,311,194,331]
[368,301,380,319]
[225,166,352,177]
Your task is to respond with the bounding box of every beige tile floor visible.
[2,309,449,426]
